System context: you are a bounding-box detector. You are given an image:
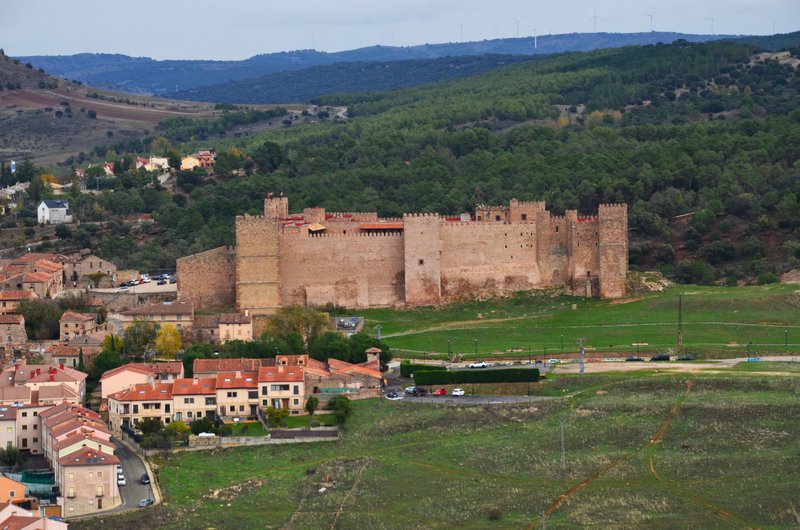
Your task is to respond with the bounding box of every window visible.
[165,404,170,413]
[96,485,103,496]
[32,411,37,416]
[21,412,27,418]
[248,391,257,399]
[32,437,37,443]
[229,406,235,413]
[271,384,290,392]
[495,215,501,221]
[133,405,138,414]
[98,471,102,478]
[521,213,527,221]
[33,424,37,430]
[184,397,194,404]
[227,391,237,398]
[293,399,299,406]
[418,259,424,266]
[262,399,269,406]
[205,397,216,405]
[261,386,268,396]
[293,385,299,395]
[22,438,27,447]
[89,472,94,479]
[5,427,10,434]
[68,473,74,480]
[22,425,27,431]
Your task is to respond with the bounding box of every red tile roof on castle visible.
[58,447,119,467]
[172,377,217,395]
[215,372,258,389]
[359,223,404,230]
[108,383,173,401]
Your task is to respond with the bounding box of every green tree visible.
[18,299,62,340]
[266,306,332,350]
[77,348,85,372]
[89,349,123,380]
[55,224,72,240]
[251,141,286,172]
[305,395,319,415]
[155,323,181,359]
[331,395,352,425]
[265,406,289,428]
[182,343,214,377]
[28,175,43,204]
[189,416,215,435]
[138,417,163,435]
[103,334,123,352]
[163,420,191,442]
[124,320,160,359]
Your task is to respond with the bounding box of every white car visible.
[452,388,466,397]
[116,464,123,474]
[468,362,489,368]
[117,475,126,486]
[547,359,560,364]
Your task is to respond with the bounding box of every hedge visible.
[400,362,447,378]
[414,368,540,385]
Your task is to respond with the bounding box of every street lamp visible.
[747,341,752,355]
[560,333,564,352]
[447,339,452,355]
[474,339,478,355]
[785,329,788,348]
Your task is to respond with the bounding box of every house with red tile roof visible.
[120,300,193,333]
[172,377,217,423]
[0,315,27,346]
[191,312,252,344]
[215,371,259,420]
[0,291,36,314]
[99,361,184,400]
[0,502,68,530]
[107,382,174,436]
[56,446,121,516]
[59,311,99,342]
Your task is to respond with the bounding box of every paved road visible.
[111,439,154,512]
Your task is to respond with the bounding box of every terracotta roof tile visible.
[59,311,95,323]
[172,377,217,395]
[58,446,119,467]
[193,358,264,373]
[0,315,23,325]
[257,366,304,383]
[0,291,35,301]
[215,371,258,389]
[108,382,173,401]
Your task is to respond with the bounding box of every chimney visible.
[49,374,54,382]
[235,371,241,379]
[30,370,34,379]
[60,364,65,370]
[192,378,198,385]
[36,368,41,376]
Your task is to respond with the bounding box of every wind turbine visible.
[534,27,538,49]
[705,17,714,36]
[458,23,464,42]
[512,17,520,38]
[771,15,776,34]
[590,8,600,35]
[644,9,656,32]
[310,32,316,50]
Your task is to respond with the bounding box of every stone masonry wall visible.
[438,222,542,299]
[280,233,405,308]
[176,247,236,309]
[236,215,280,315]
[598,204,628,299]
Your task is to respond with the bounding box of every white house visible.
[37,200,73,225]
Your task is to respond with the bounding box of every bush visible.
[414,368,540,385]
[400,362,447,378]
[487,508,503,521]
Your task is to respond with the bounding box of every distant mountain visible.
[173,54,541,104]
[18,32,742,96]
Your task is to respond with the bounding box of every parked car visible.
[451,388,466,397]
[386,391,402,400]
[169,275,177,284]
[650,354,670,361]
[140,473,150,485]
[404,386,417,395]
[468,361,488,368]
[157,279,167,285]
[677,354,696,361]
[625,356,644,362]
[116,465,123,474]
[432,388,447,396]
[411,387,428,397]
[547,359,560,365]
[138,498,154,508]
[117,475,126,486]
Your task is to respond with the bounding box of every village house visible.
[57,447,120,516]
[180,156,200,171]
[0,291,36,314]
[172,377,217,423]
[257,364,305,414]
[214,371,259,420]
[191,312,252,345]
[119,300,194,333]
[0,362,87,405]
[195,150,216,168]
[59,251,117,288]
[0,407,16,449]
[36,200,73,225]
[107,382,174,436]
[0,315,27,346]
[99,361,184,400]
[43,344,93,370]
[59,311,99,342]
[0,476,26,505]
[0,255,64,298]
[0,501,68,529]
[192,358,265,377]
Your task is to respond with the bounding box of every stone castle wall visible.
[176,246,236,309]
[182,198,627,314]
[280,232,405,308]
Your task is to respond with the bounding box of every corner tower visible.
[598,204,628,299]
[403,213,442,306]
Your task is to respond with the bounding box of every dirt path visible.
[528,380,694,529]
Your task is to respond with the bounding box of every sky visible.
[1,0,798,60]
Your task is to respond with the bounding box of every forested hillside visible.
[43,35,800,286]
[172,55,540,104]
[18,32,733,96]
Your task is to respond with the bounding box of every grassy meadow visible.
[360,284,800,359]
[75,365,800,529]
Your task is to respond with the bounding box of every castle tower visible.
[235,213,282,315]
[265,196,289,219]
[403,213,442,306]
[598,204,628,299]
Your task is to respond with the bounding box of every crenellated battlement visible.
[301,231,404,239]
[403,212,442,219]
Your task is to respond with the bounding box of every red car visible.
[432,388,447,396]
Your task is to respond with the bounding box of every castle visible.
[177,197,628,315]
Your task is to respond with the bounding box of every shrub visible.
[487,508,503,521]
[400,361,447,378]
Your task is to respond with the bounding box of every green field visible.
[75,366,800,529]
[360,284,800,359]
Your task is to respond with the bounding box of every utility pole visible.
[375,325,381,341]
[677,294,683,353]
[559,419,566,468]
[577,338,585,375]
